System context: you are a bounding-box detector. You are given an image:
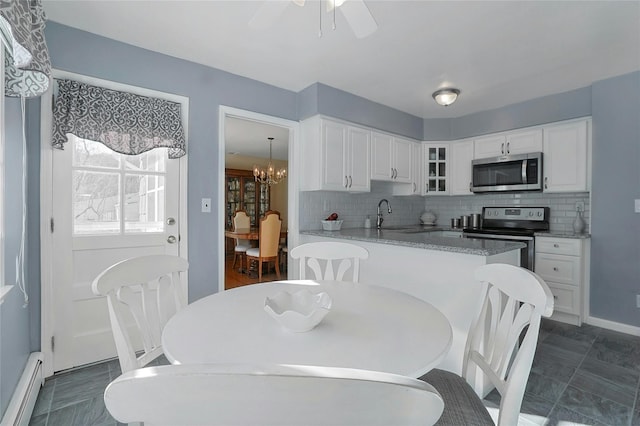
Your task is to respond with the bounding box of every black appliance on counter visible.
[463,206,550,270]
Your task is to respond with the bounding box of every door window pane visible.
[125,148,166,172]
[73,138,120,168]
[124,174,165,233]
[73,171,120,234]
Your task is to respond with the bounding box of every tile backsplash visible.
[300,181,590,233]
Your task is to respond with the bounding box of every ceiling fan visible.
[249,0,378,39]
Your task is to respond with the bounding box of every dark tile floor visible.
[484,319,640,425]
[29,320,640,425]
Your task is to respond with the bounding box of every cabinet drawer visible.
[548,282,580,315]
[535,253,580,286]
[536,237,581,256]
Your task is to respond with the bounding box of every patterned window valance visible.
[52,79,186,159]
[0,0,51,98]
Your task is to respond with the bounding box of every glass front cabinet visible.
[225,169,270,229]
[422,144,449,195]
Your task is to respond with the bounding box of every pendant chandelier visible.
[253,137,287,185]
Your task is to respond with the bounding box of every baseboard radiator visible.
[1,352,44,426]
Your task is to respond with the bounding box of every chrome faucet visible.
[376,199,392,229]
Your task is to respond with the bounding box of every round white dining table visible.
[162,280,453,378]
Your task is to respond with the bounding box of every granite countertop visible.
[300,226,525,256]
[535,231,591,239]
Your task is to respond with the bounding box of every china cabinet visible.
[225,168,269,229]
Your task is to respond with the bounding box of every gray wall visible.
[0,97,34,414]
[590,71,640,325]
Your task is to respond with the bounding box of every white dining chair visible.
[92,254,189,374]
[231,209,251,268]
[420,263,554,426]
[104,363,445,426]
[290,241,369,282]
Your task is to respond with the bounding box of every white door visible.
[50,135,182,372]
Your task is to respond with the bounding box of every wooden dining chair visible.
[419,263,554,426]
[91,254,189,374]
[290,241,369,282]
[246,210,282,281]
[231,209,251,268]
[104,363,445,426]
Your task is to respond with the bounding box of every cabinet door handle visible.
[501,143,505,154]
[425,183,429,193]
[344,176,348,188]
[544,177,548,189]
[554,243,560,248]
[349,176,353,188]
[469,182,472,192]
[553,295,558,300]
[393,168,397,179]
[506,142,510,154]
[553,267,559,272]
[413,182,417,192]
[390,168,394,179]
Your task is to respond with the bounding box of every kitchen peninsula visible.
[298,227,524,393]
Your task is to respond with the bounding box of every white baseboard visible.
[586,316,640,336]
[1,352,44,426]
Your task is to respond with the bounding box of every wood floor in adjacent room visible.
[224,255,287,290]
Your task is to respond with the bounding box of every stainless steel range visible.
[463,206,550,270]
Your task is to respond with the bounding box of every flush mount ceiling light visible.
[432,88,461,107]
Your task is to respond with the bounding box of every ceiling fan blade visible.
[339,0,378,39]
[249,1,291,30]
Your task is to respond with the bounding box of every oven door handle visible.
[521,159,528,184]
[464,233,534,241]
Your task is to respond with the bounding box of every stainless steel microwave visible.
[471,152,543,193]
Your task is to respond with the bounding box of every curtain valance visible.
[0,0,51,98]
[52,79,186,159]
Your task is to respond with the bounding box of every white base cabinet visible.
[535,236,590,325]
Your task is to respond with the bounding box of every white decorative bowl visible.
[321,220,343,231]
[420,211,437,225]
[264,289,333,332]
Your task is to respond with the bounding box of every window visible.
[71,136,167,236]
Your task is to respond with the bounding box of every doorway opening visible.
[217,107,299,293]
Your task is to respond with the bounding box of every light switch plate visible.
[635,199,640,213]
[201,198,211,213]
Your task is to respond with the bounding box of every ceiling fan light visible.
[432,88,461,107]
[326,0,346,12]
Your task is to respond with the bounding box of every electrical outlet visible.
[575,201,584,212]
[201,198,211,213]
[637,294,640,308]
[635,199,640,213]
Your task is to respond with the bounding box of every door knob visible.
[166,217,176,225]
[167,235,177,244]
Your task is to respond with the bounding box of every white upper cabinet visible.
[371,131,413,183]
[543,119,589,192]
[423,143,449,195]
[450,139,474,195]
[300,116,370,192]
[347,126,372,192]
[474,128,543,159]
[393,142,422,196]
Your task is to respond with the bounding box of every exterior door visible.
[50,135,182,372]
